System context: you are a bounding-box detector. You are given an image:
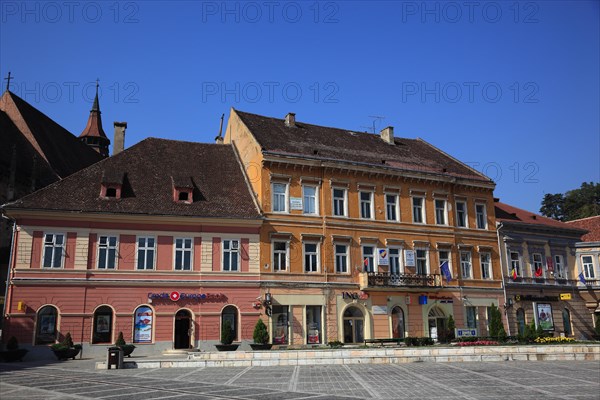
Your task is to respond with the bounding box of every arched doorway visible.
[516,308,526,335]
[428,306,446,341]
[221,305,238,342]
[562,309,572,336]
[391,306,405,339]
[343,306,364,344]
[174,309,192,349]
[36,305,58,344]
[93,306,113,344]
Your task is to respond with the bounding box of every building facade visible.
[225,109,505,346]
[495,201,593,338]
[2,138,263,357]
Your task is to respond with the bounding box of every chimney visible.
[284,112,296,128]
[380,126,394,145]
[113,122,127,155]
[215,113,225,144]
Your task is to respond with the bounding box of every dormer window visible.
[106,187,117,198]
[172,176,194,204]
[178,191,189,202]
[100,184,122,199]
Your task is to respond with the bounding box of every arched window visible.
[562,309,572,336]
[93,306,113,344]
[343,306,364,344]
[36,305,58,344]
[391,306,405,339]
[516,308,526,335]
[133,306,154,343]
[222,305,238,342]
[428,306,446,341]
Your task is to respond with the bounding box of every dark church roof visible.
[5,138,261,220]
[234,109,492,184]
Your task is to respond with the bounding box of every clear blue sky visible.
[2,1,598,213]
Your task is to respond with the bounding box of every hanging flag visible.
[440,261,452,283]
[579,272,587,285]
[511,268,518,280]
[535,266,543,277]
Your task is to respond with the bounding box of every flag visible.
[511,268,518,280]
[440,261,452,283]
[579,272,587,285]
[535,266,543,277]
[364,257,369,272]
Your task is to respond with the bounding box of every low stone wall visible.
[96,344,600,369]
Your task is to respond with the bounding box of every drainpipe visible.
[497,222,511,336]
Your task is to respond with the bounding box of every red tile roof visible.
[566,216,600,242]
[495,201,587,234]
[4,138,261,220]
[234,110,493,185]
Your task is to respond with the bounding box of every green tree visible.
[540,193,565,220]
[488,304,507,341]
[253,319,269,344]
[221,320,234,345]
[540,182,600,221]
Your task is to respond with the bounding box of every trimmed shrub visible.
[115,332,126,346]
[253,319,269,344]
[6,336,19,351]
[221,320,234,345]
[327,340,344,348]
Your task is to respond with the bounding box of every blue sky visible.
[1,0,598,213]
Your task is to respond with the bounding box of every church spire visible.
[79,79,110,157]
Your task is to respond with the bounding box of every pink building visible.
[1,138,262,358]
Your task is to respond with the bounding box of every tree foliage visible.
[488,304,507,341]
[540,182,600,221]
[253,319,269,344]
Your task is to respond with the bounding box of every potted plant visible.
[250,319,272,350]
[115,331,136,357]
[215,320,238,351]
[50,332,81,360]
[0,336,28,362]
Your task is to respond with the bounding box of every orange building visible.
[1,138,262,358]
[225,110,504,345]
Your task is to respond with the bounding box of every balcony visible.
[503,276,578,286]
[360,272,442,289]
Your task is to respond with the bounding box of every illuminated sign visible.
[147,292,226,302]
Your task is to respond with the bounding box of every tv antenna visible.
[360,115,385,133]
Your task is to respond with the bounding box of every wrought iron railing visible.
[366,272,442,288]
[503,276,579,286]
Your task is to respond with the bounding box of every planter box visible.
[119,345,136,357]
[51,347,81,361]
[0,349,28,362]
[215,344,239,352]
[250,343,273,351]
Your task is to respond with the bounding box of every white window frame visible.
[554,254,566,279]
[332,187,348,217]
[362,245,375,273]
[480,252,492,280]
[385,193,399,222]
[475,203,487,229]
[98,235,118,270]
[359,191,374,220]
[510,251,521,277]
[136,236,156,270]
[272,182,288,213]
[439,249,451,276]
[582,255,595,279]
[272,240,289,272]
[389,246,403,275]
[412,196,425,224]
[303,242,320,273]
[334,243,349,274]
[43,233,65,269]
[222,239,240,272]
[455,200,468,228]
[416,248,429,275]
[531,253,544,278]
[174,237,193,271]
[460,251,472,279]
[434,199,447,225]
[302,184,319,215]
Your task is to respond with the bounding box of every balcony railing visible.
[503,276,578,286]
[365,272,442,288]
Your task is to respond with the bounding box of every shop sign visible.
[377,248,389,265]
[147,291,227,302]
[456,328,477,338]
[289,197,303,210]
[514,294,559,302]
[418,295,428,305]
[404,250,415,267]
[429,295,453,304]
[372,305,388,315]
[559,293,572,300]
[342,291,369,300]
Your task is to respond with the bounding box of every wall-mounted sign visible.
[559,293,572,300]
[289,197,303,210]
[372,305,388,315]
[418,295,428,305]
[342,291,369,300]
[535,303,555,331]
[514,294,559,302]
[404,250,415,267]
[378,248,389,265]
[147,292,227,302]
[456,328,477,338]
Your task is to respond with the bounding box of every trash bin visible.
[107,347,123,369]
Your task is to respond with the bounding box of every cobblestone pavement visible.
[1,360,599,399]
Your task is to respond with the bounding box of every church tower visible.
[79,81,110,157]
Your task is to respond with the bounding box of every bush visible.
[488,304,507,342]
[51,332,80,351]
[221,320,234,345]
[6,336,19,351]
[115,332,126,346]
[328,340,344,348]
[253,319,269,344]
[404,337,434,346]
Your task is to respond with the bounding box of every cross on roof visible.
[4,71,13,91]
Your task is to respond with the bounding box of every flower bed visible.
[534,336,575,344]
[455,340,499,346]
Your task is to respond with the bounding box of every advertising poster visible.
[40,315,55,335]
[536,303,554,331]
[134,306,153,343]
[96,315,110,333]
